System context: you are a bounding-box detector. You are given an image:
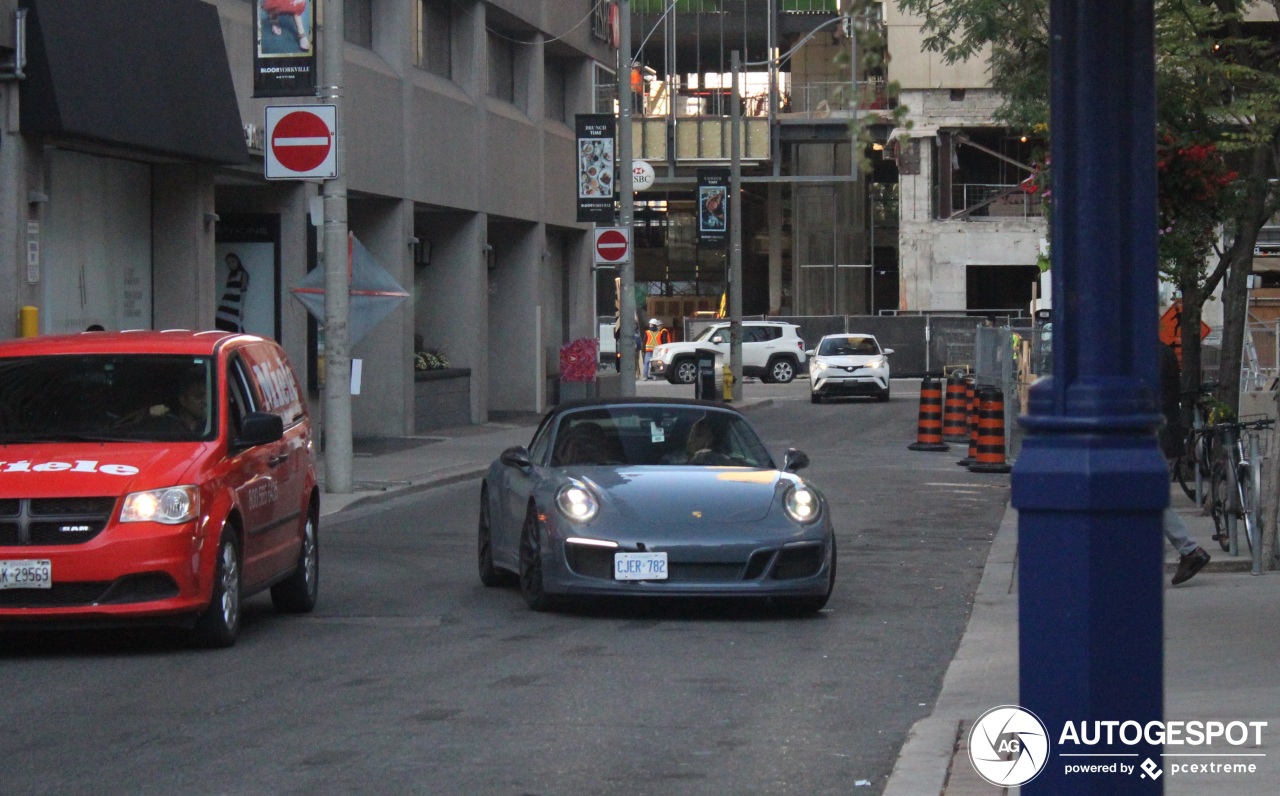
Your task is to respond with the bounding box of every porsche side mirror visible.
[782,448,809,473]
[500,445,533,470]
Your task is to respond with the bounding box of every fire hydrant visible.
[722,365,734,402]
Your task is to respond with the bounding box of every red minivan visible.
[0,330,319,647]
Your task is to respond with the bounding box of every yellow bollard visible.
[19,306,38,338]
[722,365,734,402]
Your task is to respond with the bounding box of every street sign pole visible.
[729,51,743,402]
[617,0,636,396]
[322,0,352,493]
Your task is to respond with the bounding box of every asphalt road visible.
[0,379,1010,795]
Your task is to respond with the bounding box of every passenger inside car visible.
[684,417,734,465]
[554,421,624,466]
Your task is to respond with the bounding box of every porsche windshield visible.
[550,405,774,468]
[0,355,216,443]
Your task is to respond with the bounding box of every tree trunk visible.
[1215,142,1276,414]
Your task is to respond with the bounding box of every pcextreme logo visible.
[968,705,1051,787]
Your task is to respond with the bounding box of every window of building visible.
[416,0,452,78]
[593,63,617,114]
[346,0,373,48]
[546,57,568,123]
[488,31,517,104]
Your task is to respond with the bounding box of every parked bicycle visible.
[1207,416,1274,554]
[1172,380,1221,504]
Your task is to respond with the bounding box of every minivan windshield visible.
[0,355,216,443]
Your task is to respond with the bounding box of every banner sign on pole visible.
[576,114,617,223]
[697,168,730,248]
[253,0,317,97]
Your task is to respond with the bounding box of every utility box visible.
[694,348,723,402]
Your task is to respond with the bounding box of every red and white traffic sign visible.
[265,105,337,180]
[594,226,631,265]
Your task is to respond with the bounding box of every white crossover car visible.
[807,333,893,403]
[650,321,807,385]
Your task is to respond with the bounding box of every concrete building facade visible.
[0,0,615,435]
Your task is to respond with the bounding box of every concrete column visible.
[1013,2,1164,793]
[768,182,783,314]
[349,199,414,437]
[152,165,217,330]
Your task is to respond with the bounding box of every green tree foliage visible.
[896,0,1280,409]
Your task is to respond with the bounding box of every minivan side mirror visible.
[782,448,810,473]
[235,412,284,449]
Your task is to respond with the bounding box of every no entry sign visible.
[265,105,337,180]
[594,226,631,265]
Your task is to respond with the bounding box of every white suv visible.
[650,321,807,384]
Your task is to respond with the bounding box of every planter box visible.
[414,368,471,432]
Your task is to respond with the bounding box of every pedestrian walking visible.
[1161,341,1211,585]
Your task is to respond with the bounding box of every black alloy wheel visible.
[271,508,320,613]
[478,485,510,587]
[768,357,797,384]
[671,358,699,385]
[518,504,554,611]
[191,524,242,648]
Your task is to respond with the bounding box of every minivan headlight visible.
[783,484,820,524]
[121,486,200,524]
[556,483,599,523]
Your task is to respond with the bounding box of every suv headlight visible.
[556,483,599,523]
[863,356,886,370]
[783,484,821,524]
[121,486,200,524]
[813,360,828,372]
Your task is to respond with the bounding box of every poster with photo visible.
[576,114,616,223]
[254,0,317,97]
[697,168,730,247]
[215,214,281,340]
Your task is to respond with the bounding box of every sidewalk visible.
[884,485,1280,795]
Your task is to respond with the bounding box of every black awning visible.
[19,0,249,165]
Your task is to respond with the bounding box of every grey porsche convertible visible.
[478,398,836,613]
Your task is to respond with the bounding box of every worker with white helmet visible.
[642,318,671,380]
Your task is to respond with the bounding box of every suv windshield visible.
[693,325,726,342]
[819,336,880,356]
[0,355,216,443]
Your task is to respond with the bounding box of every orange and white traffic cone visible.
[942,371,970,442]
[969,386,1012,473]
[908,375,951,452]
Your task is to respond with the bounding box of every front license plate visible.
[0,559,52,590]
[614,552,668,580]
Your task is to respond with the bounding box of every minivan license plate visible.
[614,552,668,580]
[0,560,52,589]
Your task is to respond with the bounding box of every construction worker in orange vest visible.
[642,318,671,380]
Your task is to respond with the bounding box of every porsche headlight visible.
[121,486,200,524]
[556,483,599,523]
[783,484,820,524]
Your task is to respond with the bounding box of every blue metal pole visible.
[1013,1,1165,793]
